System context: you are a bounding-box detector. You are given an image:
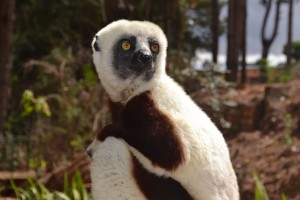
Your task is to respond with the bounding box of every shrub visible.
[10,171,91,200]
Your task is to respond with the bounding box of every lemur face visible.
[112,35,160,81]
[92,20,167,82]
[93,35,160,81]
[91,20,168,102]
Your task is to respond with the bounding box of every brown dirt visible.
[229,131,300,200]
[226,80,300,200]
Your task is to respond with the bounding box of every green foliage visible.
[28,158,47,173]
[268,67,293,83]
[258,58,294,83]
[0,134,47,171]
[283,41,300,61]
[259,58,269,82]
[281,193,287,200]
[63,171,91,200]
[20,48,99,135]
[10,171,91,200]
[253,171,269,200]
[9,0,104,137]
[253,171,288,200]
[284,113,294,145]
[14,0,101,61]
[5,46,104,169]
[0,185,5,193]
[11,178,68,200]
[83,63,98,87]
[21,89,51,117]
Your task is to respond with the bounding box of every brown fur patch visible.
[121,91,184,170]
[99,92,184,170]
[96,92,191,198]
[96,123,123,141]
[131,154,193,200]
[108,99,123,121]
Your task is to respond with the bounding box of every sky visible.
[196,1,300,66]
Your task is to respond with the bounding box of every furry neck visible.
[103,72,164,105]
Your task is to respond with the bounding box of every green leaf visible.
[53,192,71,200]
[22,90,34,101]
[10,179,21,199]
[29,158,38,169]
[9,170,91,200]
[281,193,287,200]
[253,170,269,200]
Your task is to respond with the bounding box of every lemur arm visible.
[99,92,185,171]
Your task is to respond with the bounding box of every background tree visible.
[0,0,15,134]
[261,0,283,59]
[226,0,246,82]
[211,0,219,64]
[286,0,294,66]
[241,0,247,84]
[101,0,134,23]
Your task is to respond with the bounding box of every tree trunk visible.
[262,41,271,59]
[226,0,244,82]
[261,0,283,60]
[145,0,152,20]
[241,0,247,84]
[102,0,133,23]
[211,0,219,64]
[286,0,293,67]
[226,0,236,81]
[0,0,15,134]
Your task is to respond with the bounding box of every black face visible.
[113,36,159,81]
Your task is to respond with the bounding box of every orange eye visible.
[151,44,159,53]
[121,41,131,50]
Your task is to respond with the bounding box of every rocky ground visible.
[228,80,300,200]
[193,80,300,200]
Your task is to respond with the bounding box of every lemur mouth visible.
[130,63,153,73]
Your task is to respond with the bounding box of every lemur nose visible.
[137,52,152,64]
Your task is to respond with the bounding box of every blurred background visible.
[0,0,300,199]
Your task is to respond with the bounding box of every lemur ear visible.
[92,35,100,52]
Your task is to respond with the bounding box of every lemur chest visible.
[101,91,185,170]
[99,91,193,200]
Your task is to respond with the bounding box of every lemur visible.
[87,20,239,200]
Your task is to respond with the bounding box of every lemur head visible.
[92,20,168,103]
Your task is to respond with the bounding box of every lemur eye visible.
[150,44,159,53]
[121,41,131,50]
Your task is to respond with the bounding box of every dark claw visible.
[86,149,93,158]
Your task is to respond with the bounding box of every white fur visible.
[88,137,147,200]
[91,20,239,200]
